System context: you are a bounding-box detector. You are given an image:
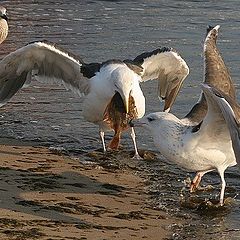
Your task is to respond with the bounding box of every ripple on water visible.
[1,0,240,239]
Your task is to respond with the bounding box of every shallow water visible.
[1,0,240,239]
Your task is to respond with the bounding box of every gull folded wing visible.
[0,40,90,106]
[202,84,240,166]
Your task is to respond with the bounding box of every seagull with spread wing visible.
[0,40,189,157]
[181,25,237,191]
[131,83,240,205]
[130,25,240,204]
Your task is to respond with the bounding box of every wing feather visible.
[184,25,236,124]
[0,41,90,105]
[202,84,240,166]
[132,48,189,111]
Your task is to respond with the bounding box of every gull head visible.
[130,112,183,139]
[112,67,135,114]
[130,112,184,158]
[130,112,166,129]
[103,65,139,134]
[0,6,7,21]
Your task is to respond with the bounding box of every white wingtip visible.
[214,25,220,31]
[204,25,221,51]
[164,107,170,113]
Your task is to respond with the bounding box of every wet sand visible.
[0,143,179,240]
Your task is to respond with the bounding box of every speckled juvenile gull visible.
[0,40,189,157]
[130,25,239,205]
[131,83,240,205]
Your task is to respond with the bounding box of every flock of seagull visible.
[0,6,239,206]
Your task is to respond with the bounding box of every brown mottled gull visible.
[130,25,240,205]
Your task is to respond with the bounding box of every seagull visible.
[181,25,237,191]
[0,6,8,44]
[130,83,240,205]
[130,25,240,204]
[0,40,189,157]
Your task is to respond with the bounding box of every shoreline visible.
[0,144,179,239]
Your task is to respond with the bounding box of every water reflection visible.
[0,0,240,239]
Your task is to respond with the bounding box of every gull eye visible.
[147,116,155,122]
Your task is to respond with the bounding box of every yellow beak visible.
[124,97,129,114]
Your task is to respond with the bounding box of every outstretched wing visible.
[184,25,236,124]
[130,47,189,112]
[0,40,90,106]
[201,84,240,166]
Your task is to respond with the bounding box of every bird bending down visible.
[130,84,240,205]
[0,6,8,44]
[181,25,237,190]
[0,41,189,158]
[131,25,240,202]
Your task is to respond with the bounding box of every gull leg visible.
[99,129,106,153]
[108,131,121,150]
[130,127,142,159]
[190,172,203,193]
[218,169,226,206]
[190,169,214,192]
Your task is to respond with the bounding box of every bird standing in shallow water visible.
[0,38,189,157]
[130,25,240,205]
[181,25,237,191]
[131,83,240,206]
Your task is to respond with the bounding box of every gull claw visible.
[132,153,143,160]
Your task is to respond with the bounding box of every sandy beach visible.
[0,143,179,240]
